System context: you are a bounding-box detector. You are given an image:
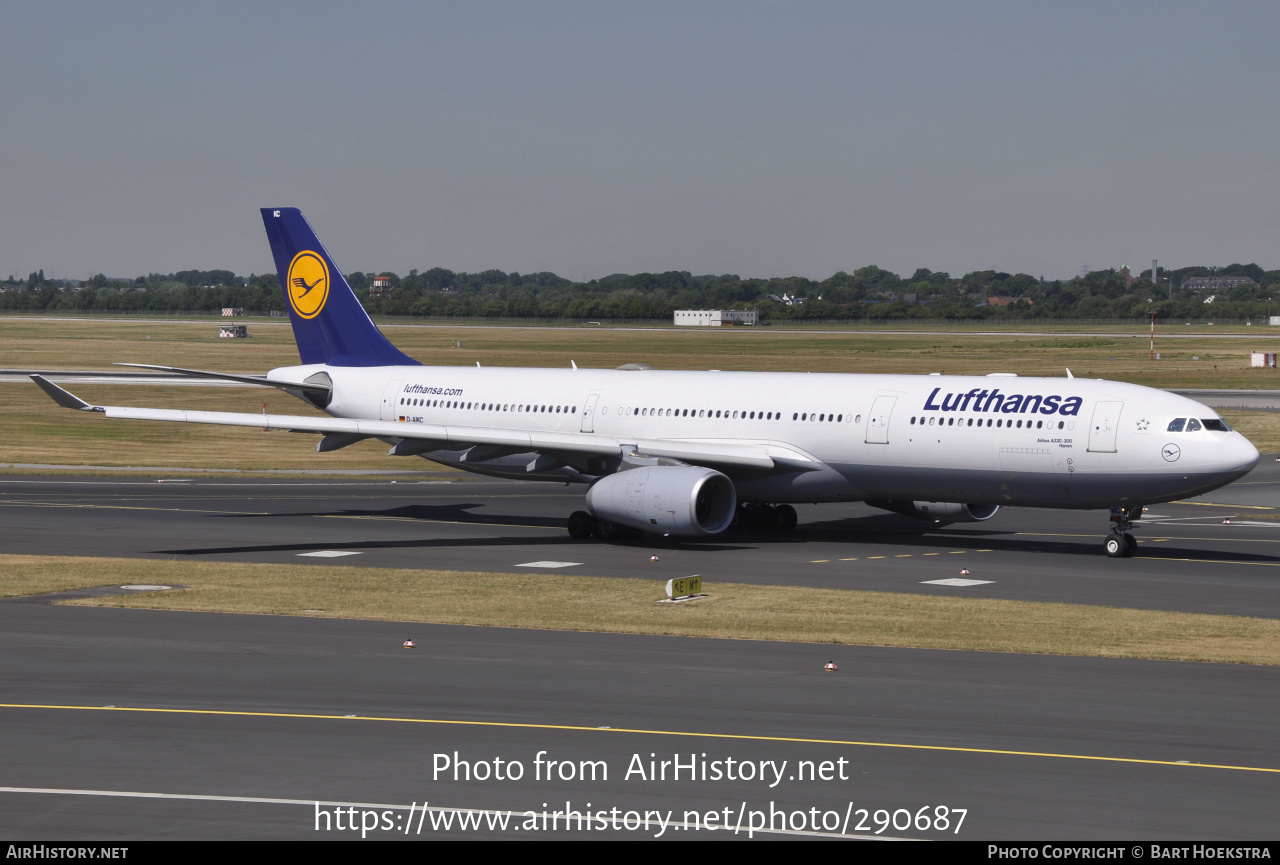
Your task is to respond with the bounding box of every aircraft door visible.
[380,379,404,421]
[581,393,600,433]
[1087,400,1124,453]
[865,396,897,444]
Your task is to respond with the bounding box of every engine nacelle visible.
[585,466,736,536]
[867,500,1000,523]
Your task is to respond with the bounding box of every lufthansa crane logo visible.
[286,250,329,319]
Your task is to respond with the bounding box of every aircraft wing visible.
[30,375,819,472]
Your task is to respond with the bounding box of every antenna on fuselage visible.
[571,360,578,370]
[1065,368,1074,378]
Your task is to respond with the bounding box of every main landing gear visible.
[566,511,641,542]
[730,503,798,535]
[1104,505,1141,558]
[565,503,800,541]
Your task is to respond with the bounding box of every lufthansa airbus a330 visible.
[32,208,1260,557]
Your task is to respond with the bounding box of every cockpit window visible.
[1186,418,1203,432]
[1167,418,1186,432]
[1202,418,1231,432]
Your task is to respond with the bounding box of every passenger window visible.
[1167,418,1186,432]
[1186,418,1202,432]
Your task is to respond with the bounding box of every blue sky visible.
[3,1,1278,281]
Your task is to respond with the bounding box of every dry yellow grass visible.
[4,554,1278,665]
[1218,410,1280,454]
[4,315,1280,383]
[0,382,461,474]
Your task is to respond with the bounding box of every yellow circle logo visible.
[286,250,329,319]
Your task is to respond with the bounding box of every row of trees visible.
[4,264,1280,322]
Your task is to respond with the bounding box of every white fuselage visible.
[269,364,1260,511]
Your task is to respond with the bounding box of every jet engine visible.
[585,466,736,536]
[867,500,1000,522]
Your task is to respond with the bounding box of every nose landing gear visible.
[1104,506,1141,557]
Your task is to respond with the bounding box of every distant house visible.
[1183,276,1257,291]
[370,274,395,297]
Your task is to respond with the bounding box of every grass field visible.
[4,315,1280,385]
[4,316,1280,469]
[4,554,1279,666]
[0,382,433,472]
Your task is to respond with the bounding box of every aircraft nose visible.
[1223,432,1260,476]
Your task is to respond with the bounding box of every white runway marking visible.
[120,585,171,591]
[922,578,994,587]
[297,550,363,558]
[516,561,582,569]
[0,786,892,839]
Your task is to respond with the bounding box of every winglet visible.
[29,375,102,411]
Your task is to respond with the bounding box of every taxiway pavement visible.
[1,460,1279,618]
[0,604,1276,840]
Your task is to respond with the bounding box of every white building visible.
[674,309,758,327]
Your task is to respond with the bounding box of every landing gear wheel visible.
[567,510,594,540]
[1104,505,1141,557]
[733,503,795,534]
[776,504,798,534]
[596,519,621,542]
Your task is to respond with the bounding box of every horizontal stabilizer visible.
[115,363,331,394]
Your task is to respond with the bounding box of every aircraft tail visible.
[260,208,420,367]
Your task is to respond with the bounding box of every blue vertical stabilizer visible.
[260,208,420,367]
